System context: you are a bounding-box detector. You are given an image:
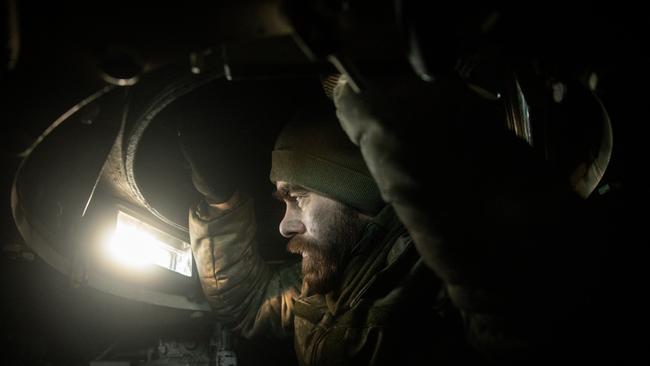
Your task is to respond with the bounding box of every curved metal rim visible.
[10,85,117,275]
[11,183,210,312]
[124,70,224,233]
[10,86,212,312]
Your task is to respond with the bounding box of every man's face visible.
[274,181,369,294]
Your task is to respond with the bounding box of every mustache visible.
[287,236,327,258]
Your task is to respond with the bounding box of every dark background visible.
[1,1,648,365]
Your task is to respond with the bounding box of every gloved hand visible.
[178,118,239,205]
[331,75,486,202]
[332,74,474,147]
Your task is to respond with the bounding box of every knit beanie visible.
[270,100,384,214]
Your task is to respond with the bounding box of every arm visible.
[334,76,601,360]
[190,193,302,339]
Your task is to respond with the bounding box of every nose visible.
[279,206,305,238]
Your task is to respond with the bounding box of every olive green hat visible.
[270,100,383,214]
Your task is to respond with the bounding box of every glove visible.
[178,117,239,205]
[332,74,472,146]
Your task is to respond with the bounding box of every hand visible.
[178,118,239,204]
[332,74,474,146]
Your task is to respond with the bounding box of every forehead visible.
[275,181,308,193]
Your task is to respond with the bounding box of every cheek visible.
[301,196,342,241]
[305,209,336,242]
[303,213,318,237]
[302,207,324,238]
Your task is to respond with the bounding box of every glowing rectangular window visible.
[109,210,192,277]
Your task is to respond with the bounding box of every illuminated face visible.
[274,181,369,294]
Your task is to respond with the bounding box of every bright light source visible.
[108,211,192,277]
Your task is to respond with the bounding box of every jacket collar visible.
[296,205,411,318]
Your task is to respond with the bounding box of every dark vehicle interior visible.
[1,1,647,365]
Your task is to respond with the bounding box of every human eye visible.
[274,186,309,207]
